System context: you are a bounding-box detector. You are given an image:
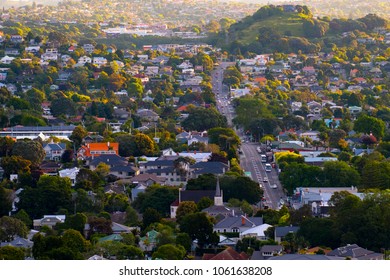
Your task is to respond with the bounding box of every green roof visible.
[98,234,123,242]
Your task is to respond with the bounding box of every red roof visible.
[203,247,249,260]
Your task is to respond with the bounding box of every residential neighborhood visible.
[0,1,389,265]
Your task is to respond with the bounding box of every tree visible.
[323,161,360,188]
[0,246,25,260]
[17,175,73,218]
[152,244,186,260]
[176,232,192,252]
[182,107,227,131]
[354,115,385,139]
[176,201,198,224]
[142,208,161,229]
[51,97,76,117]
[133,185,178,216]
[87,216,112,238]
[0,216,28,242]
[179,212,214,248]
[0,136,15,157]
[62,229,89,253]
[298,218,338,248]
[13,209,32,228]
[125,206,140,227]
[0,186,12,217]
[11,140,45,166]
[275,151,304,164]
[1,156,31,179]
[69,125,88,149]
[132,133,157,156]
[361,161,390,190]
[197,197,214,211]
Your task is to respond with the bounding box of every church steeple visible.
[214,176,223,206]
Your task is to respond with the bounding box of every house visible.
[274,226,300,243]
[139,230,159,252]
[93,57,108,67]
[43,142,66,161]
[251,245,283,260]
[0,125,76,140]
[40,161,62,175]
[78,55,92,65]
[302,66,316,75]
[110,165,140,179]
[187,135,209,146]
[239,223,272,240]
[214,216,263,234]
[202,247,249,260]
[327,244,383,260]
[59,167,80,186]
[128,173,167,186]
[77,142,119,160]
[10,35,23,43]
[191,161,228,178]
[82,44,95,54]
[268,254,344,260]
[33,215,66,229]
[0,56,16,64]
[143,158,190,186]
[0,237,34,249]
[4,48,20,55]
[137,109,159,122]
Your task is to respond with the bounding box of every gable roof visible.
[275,226,300,237]
[89,154,128,167]
[214,216,263,229]
[203,247,249,260]
[327,244,383,259]
[180,190,215,203]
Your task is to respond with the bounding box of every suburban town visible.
[0,0,389,262]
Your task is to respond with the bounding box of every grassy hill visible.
[233,13,305,45]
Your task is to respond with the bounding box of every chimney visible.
[241,216,246,225]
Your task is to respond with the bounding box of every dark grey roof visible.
[4,125,76,131]
[144,160,174,167]
[251,245,284,260]
[180,190,215,203]
[327,244,383,259]
[214,216,263,229]
[268,254,344,260]
[192,162,228,175]
[146,167,175,174]
[1,237,34,248]
[111,165,139,173]
[45,143,66,151]
[89,154,128,166]
[275,226,300,237]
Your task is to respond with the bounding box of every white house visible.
[240,223,272,240]
[59,167,80,186]
[0,56,16,64]
[78,55,92,65]
[93,57,108,67]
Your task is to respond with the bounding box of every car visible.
[271,184,277,189]
[263,177,268,182]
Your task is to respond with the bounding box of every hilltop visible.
[212,5,389,54]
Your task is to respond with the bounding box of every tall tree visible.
[11,140,45,166]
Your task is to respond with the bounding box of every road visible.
[240,142,286,209]
[212,62,286,210]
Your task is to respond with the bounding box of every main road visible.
[212,62,286,210]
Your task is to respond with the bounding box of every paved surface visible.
[212,63,286,210]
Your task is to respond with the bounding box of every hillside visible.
[216,4,389,54]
